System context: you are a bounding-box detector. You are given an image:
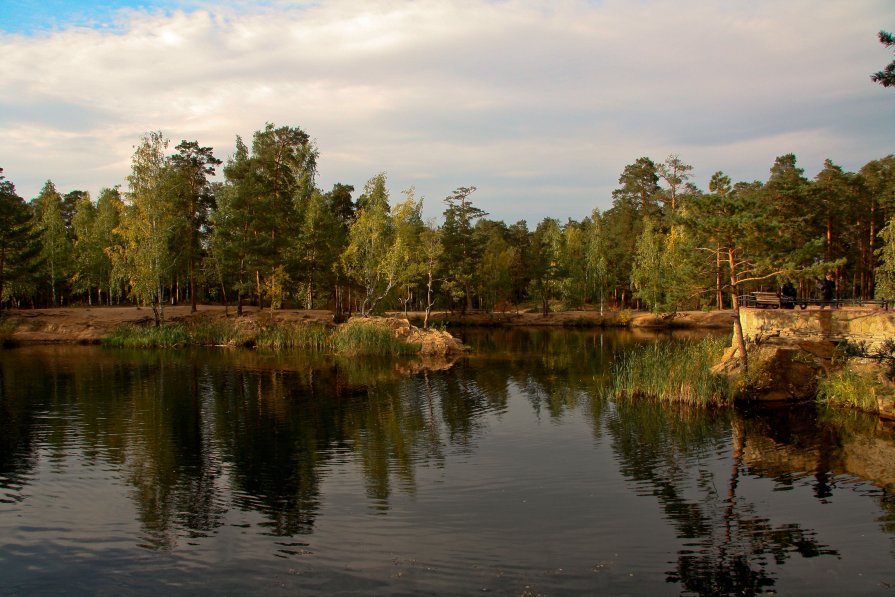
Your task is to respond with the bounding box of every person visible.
[781,281,797,309]
[820,273,835,307]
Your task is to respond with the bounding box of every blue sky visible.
[2,1,177,33]
[1,0,893,224]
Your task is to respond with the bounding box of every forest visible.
[1,122,894,326]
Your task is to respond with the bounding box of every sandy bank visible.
[0,306,735,345]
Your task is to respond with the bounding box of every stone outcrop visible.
[740,308,895,353]
[720,308,895,410]
[359,316,467,356]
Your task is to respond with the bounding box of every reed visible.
[188,318,253,347]
[104,317,423,356]
[817,368,881,414]
[256,322,332,351]
[608,336,731,406]
[103,323,190,348]
[0,317,15,345]
[331,319,419,356]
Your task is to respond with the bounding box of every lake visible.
[1,328,894,595]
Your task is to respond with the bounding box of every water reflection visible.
[1,329,893,594]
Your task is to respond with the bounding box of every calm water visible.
[1,328,894,595]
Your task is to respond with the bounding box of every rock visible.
[355,316,467,356]
[738,347,821,401]
[879,397,895,421]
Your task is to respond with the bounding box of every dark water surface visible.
[1,328,894,595]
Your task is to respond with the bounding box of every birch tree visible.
[120,131,177,326]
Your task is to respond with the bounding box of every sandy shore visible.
[0,305,736,344]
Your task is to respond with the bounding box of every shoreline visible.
[10,302,876,344]
[0,306,736,345]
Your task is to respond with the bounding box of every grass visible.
[331,319,419,356]
[817,368,883,414]
[607,336,732,406]
[187,318,253,347]
[104,317,421,356]
[256,322,331,351]
[103,323,190,348]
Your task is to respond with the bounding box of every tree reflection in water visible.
[606,400,839,595]
[0,331,893,594]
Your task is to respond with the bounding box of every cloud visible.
[1,0,893,224]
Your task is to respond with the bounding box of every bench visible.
[751,292,782,308]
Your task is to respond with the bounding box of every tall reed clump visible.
[0,317,15,346]
[817,368,881,414]
[331,319,419,356]
[188,318,253,347]
[256,322,332,351]
[608,336,732,406]
[104,323,190,348]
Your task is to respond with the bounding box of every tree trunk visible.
[190,246,197,313]
[716,242,723,310]
[728,246,748,374]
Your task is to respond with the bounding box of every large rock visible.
[745,347,821,401]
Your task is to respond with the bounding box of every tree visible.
[248,123,318,307]
[682,175,826,373]
[32,180,72,306]
[612,157,661,216]
[476,221,515,313]
[419,220,444,328]
[584,209,610,315]
[441,186,486,313]
[657,154,693,213]
[70,192,100,304]
[119,131,177,326]
[324,183,355,316]
[94,187,124,304]
[341,173,396,315]
[528,218,564,315]
[389,188,426,315]
[557,220,587,309]
[875,217,895,300]
[861,156,895,297]
[0,169,40,308]
[630,217,665,313]
[212,125,317,313]
[170,140,221,312]
[871,30,895,88]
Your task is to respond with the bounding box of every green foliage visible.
[608,337,732,406]
[871,30,895,88]
[33,180,72,306]
[7,123,895,318]
[0,169,40,307]
[875,218,895,300]
[631,217,664,312]
[341,173,396,315]
[441,186,487,313]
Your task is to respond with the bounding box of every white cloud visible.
[1,0,893,223]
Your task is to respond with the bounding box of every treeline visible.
[1,122,895,325]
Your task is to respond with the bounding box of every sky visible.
[1,0,893,224]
